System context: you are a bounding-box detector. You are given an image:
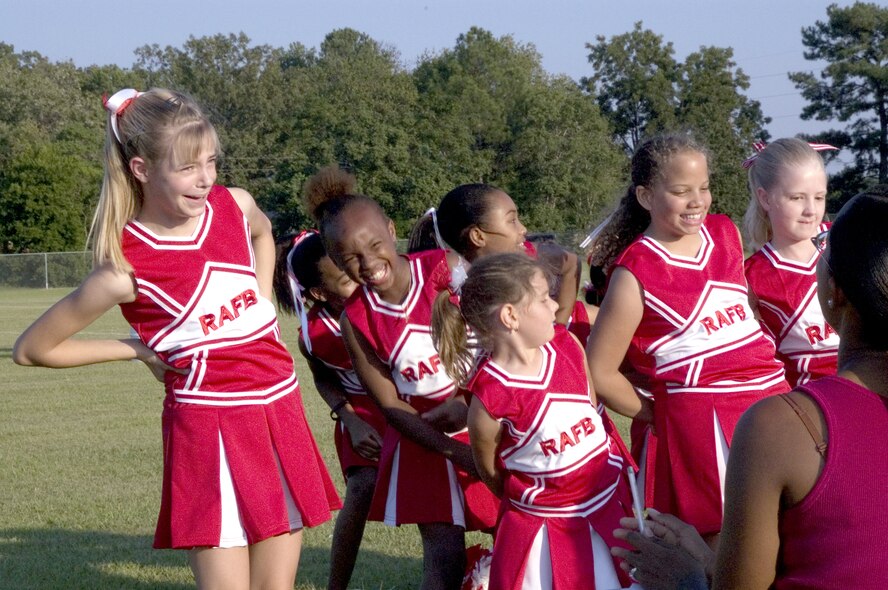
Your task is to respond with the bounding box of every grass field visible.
[0,287,632,589]
[0,287,506,589]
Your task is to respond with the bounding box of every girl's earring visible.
[827,298,834,309]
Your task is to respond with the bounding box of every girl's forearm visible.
[14,337,142,368]
[383,404,476,471]
[595,373,653,422]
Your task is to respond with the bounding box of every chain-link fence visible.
[0,231,591,290]
[0,252,93,288]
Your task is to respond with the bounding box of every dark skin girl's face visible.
[325,201,411,303]
[309,255,357,315]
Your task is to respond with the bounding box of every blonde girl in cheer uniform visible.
[742,138,839,386]
[14,88,339,589]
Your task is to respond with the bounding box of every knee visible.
[345,467,377,500]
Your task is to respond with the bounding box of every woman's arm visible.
[585,267,653,421]
[340,315,478,476]
[467,396,504,497]
[230,187,275,300]
[568,331,598,406]
[13,263,158,370]
[536,243,580,326]
[713,393,824,589]
[298,338,382,460]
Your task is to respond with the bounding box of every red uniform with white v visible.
[120,185,340,549]
[616,214,788,535]
[523,240,632,466]
[744,226,838,387]
[345,249,497,529]
[301,305,387,478]
[468,325,634,590]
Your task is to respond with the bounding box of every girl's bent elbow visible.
[12,341,38,367]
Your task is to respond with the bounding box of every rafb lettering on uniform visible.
[805,322,836,345]
[400,355,443,383]
[539,417,597,457]
[199,290,259,335]
[699,304,748,336]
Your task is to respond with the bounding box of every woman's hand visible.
[134,342,189,383]
[342,415,383,461]
[611,509,713,590]
[421,394,469,432]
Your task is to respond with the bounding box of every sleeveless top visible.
[616,214,785,396]
[344,249,456,404]
[467,325,626,517]
[120,185,297,406]
[744,225,838,386]
[302,305,366,397]
[776,375,888,588]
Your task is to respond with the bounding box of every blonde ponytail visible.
[88,88,219,272]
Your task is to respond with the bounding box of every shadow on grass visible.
[0,528,188,590]
[0,528,422,590]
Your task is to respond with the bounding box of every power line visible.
[751,91,804,100]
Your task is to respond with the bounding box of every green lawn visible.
[0,287,481,589]
[0,287,631,589]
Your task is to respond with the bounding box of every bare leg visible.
[189,531,302,590]
[248,530,303,590]
[418,522,466,590]
[328,466,377,590]
[189,546,250,590]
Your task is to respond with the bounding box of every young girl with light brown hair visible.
[14,88,339,589]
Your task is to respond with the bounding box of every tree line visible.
[1,2,885,255]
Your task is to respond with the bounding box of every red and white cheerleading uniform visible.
[345,249,497,530]
[467,325,634,590]
[523,241,632,465]
[301,305,387,479]
[616,214,788,535]
[566,301,592,346]
[744,227,838,387]
[119,185,340,549]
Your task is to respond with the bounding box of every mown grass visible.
[0,287,506,589]
[0,287,630,589]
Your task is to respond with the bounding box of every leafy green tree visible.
[270,28,419,234]
[789,1,888,199]
[0,44,105,253]
[582,23,679,153]
[582,25,770,222]
[0,135,99,252]
[414,28,624,233]
[679,46,771,220]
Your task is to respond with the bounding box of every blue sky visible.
[0,0,857,166]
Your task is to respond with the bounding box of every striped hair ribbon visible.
[102,88,144,145]
[742,141,838,169]
[424,207,448,250]
[579,212,614,250]
[285,230,319,355]
[424,207,469,291]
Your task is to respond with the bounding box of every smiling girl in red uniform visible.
[310,167,497,590]
[742,138,839,386]
[14,88,339,589]
[586,134,788,541]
